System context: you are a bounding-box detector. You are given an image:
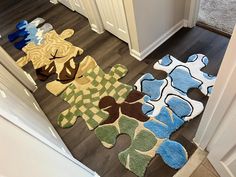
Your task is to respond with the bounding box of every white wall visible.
[124,0,187,60]
[0,117,98,177]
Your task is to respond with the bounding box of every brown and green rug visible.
[57,58,133,130]
[16,28,84,96]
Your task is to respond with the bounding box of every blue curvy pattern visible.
[8,20,31,49]
[144,107,184,139]
[160,55,172,66]
[157,139,188,169]
[166,96,192,118]
[203,73,216,80]
[8,18,52,50]
[169,66,202,93]
[140,73,165,100]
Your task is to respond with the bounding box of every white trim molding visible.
[188,0,201,27]
[0,47,37,92]
[130,20,186,61]
[183,20,189,28]
[83,0,104,34]
[193,26,236,149]
[91,24,104,34]
[50,0,58,4]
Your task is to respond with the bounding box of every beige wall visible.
[124,0,187,54]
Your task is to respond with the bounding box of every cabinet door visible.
[206,27,236,177]
[96,0,129,43]
[73,0,87,17]
[0,64,71,157]
[58,0,74,10]
[112,0,129,43]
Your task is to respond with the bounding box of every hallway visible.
[198,0,236,34]
[0,0,230,176]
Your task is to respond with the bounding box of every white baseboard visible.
[50,0,58,4]
[91,24,105,34]
[130,49,143,61]
[183,19,189,27]
[130,19,188,61]
[23,71,38,92]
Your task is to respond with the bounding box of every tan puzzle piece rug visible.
[57,58,133,130]
[16,29,83,81]
[46,55,97,96]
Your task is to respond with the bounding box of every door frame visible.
[193,26,236,150]
[188,0,201,27]
[0,47,37,92]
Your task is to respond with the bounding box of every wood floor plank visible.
[0,0,229,176]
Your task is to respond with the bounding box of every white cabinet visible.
[53,0,130,43]
[58,0,87,17]
[52,0,190,61]
[208,97,236,177]
[73,0,87,17]
[95,0,129,43]
[58,0,74,10]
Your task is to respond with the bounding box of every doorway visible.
[197,0,236,35]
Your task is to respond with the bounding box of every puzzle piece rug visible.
[46,55,97,96]
[154,54,216,96]
[57,59,133,130]
[135,54,216,121]
[107,54,216,176]
[8,17,53,49]
[95,90,188,176]
[16,29,83,87]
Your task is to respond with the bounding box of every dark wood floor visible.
[0,0,230,176]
